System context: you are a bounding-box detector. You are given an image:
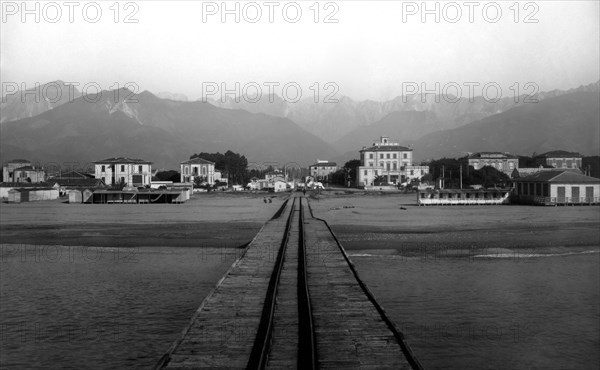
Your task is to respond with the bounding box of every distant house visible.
[358,136,414,187]
[246,176,287,192]
[93,157,152,187]
[265,170,285,181]
[267,176,288,192]
[535,150,582,170]
[214,170,227,184]
[309,160,337,182]
[405,165,429,182]
[180,158,216,185]
[461,152,518,175]
[512,170,600,205]
[2,159,45,183]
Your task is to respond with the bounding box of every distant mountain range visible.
[1,80,598,170]
[0,89,337,169]
[412,91,600,160]
[1,80,81,124]
[207,81,600,144]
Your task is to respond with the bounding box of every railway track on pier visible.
[248,196,316,369]
[157,194,421,369]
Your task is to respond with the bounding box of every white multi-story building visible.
[537,150,582,170]
[94,157,152,187]
[357,136,414,187]
[180,157,216,185]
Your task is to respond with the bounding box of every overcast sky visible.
[1,0,599,101]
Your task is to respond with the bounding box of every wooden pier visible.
[156,195,422,369]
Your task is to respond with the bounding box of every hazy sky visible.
[1,0,599,101]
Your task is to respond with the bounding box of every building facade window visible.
[121,165,125,172]
[403,153,407,159]
[101,165,105,172]
[139,165,143,173]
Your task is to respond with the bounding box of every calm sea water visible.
[350,250,600,370]
[0,245,241,369]
[2,244,598,369]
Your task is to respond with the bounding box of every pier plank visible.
[158,197,417,369]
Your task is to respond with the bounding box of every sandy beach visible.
[308,192,600,255]
[0,193,286,248]
[2,191,599,254]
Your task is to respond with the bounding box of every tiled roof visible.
[513,170,600,184]
[466,152,518,159]
[360,145,412,152]
[9,187,55,192]
[181,158,215,165]
[93,157,152,164]
[0,182,53,188]
[537,150,582,158]
[50,178,105,187]
[13,166,43,171]
[52,171,94,179]
[420,188,511,194]
[310,162,337,167]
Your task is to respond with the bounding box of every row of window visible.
[366,161,409,170]
[518,182,550,197]
[367,152,409,160]
[518,183,595,198]
[473,162,515,170]
[363,167,420,176]
[100,165,146,173]
[183,166,208,175]
[420,192,506,199]
[551,160,577,169]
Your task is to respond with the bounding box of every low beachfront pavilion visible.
[512,170,600,205]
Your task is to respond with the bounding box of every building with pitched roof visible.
[512,170,600,205]
[308,160,337,182]
[357,136,415,187]
[180,157,216,185]
[535,150,582,170]
[2,159,45,183]
[461,152,519,175]
[93,157,152,187]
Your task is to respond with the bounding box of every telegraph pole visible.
[460,164,463,189]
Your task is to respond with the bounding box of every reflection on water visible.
[351,250,600,370]
[0,245,241,369]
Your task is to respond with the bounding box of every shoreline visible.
[0,221,262,248]
[2,192,598,253]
